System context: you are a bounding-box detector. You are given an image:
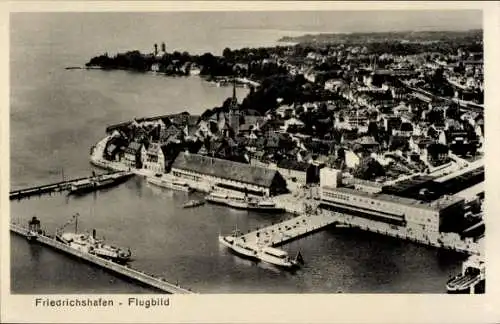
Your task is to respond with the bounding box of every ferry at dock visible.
[68,171,133,195]
[147,175,194,193]
[205,192,285,213]
[446,255,485,294]
[219,230,303,269]
[219,234,259,260]
[257,246,302,269]
[56,213,132,264]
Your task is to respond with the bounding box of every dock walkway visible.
[235,207,481,256]
[239,213,338,248]
[10,224,195,294]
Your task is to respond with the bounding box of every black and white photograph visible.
[2,1,498,323]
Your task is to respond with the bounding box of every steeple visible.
[228,76,240,134]
[230,76,238,110]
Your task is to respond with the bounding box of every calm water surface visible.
[10,12,474,294]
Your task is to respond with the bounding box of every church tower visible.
[228,77,241,134]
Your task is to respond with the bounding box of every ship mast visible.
[56,212,80,234]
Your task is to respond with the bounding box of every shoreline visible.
[89,135,482,257]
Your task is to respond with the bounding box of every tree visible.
[222,97,233,111]
[445,104,461,120]
[353,157,386,180]
[222,47,233,61]
[201,108,213,120]
[427,109,445,125]
[427,143,448,163]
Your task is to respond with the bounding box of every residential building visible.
[123,141,143,168]
[141,142,165,174]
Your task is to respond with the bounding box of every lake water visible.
[10,11,476,293]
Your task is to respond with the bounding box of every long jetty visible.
[237,207,481,255]
[9,171,126,200]
[10,223,195,294]
[239,213,338,248]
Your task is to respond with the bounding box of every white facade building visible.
[141,143,165,174]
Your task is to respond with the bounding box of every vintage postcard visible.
[1,1,499,323]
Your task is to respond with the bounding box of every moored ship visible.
[205,192,285,213]
[68,171,133,195]
[219,229,303,269]
[257,246,302,269]
[446,255,485,294]
[218,232,260,261]
[56,213,132,264]
[147,175,194,193]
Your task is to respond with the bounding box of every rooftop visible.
[171,152,284,188]
[323,185,463,211]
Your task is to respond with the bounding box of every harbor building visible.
[318,167,466,234]
[141,143,166,174]
[171,152,288,197]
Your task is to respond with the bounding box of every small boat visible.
[183,199,205,208]
[189,65,201,76]
[247,199,285,213]
[56,213,132,264]
[205,191,231,205]
[446,255,485,294]
[147,176,193,193]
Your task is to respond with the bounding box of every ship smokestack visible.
[92,229,96,239]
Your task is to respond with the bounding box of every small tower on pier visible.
[28,216,41,233]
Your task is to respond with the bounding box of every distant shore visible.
[278,29,483,44]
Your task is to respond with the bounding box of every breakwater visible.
[9,171,128,200]
[10,223,195,294]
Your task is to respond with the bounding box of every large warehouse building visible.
[318,167,466,234]
[171,152,288,197]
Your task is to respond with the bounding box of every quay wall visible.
[270,195,481,255]
[320,209,481,255]
[90,146,482,255]
[10,224,194,294]
[9,170,124,200]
